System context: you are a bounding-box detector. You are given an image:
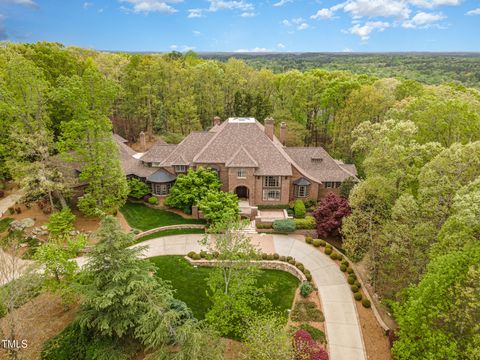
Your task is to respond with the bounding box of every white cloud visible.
[119,0,180,14]
[188,8,203,17]
[10,0,37,6]
[297,22,309,30]
[466,8,480,15]
[170,44,195,51]
[402,11,444,28]
[342,0,411,19]
[273,0,293,7]
[408,0,461,8]
[208,0,254,12]
[235,47,271,52]
[277,43,286,49]
[282,19,292,26]
[192,30,201,36]
[241,11,256,17]
[342,47,353,52]
[348,21,390,40]
[83,2,93,9]
[311,8,335,20]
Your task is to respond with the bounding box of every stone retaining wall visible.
[184,257,307,283]
[134,224,206,240]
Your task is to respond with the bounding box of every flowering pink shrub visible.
[293,329,329,360]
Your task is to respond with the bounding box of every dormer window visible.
[311,158,323,163]
[174,165,187,173]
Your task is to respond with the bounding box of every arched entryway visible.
[235,185,249,200]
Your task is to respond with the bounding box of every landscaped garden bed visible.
[120,202,205,231]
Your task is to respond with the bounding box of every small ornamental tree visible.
[127,178,150,199]
[313,192,351,238]
[165,167,221,211]
[294,199,306,218]
[47,208,76,240]
[339,177,356,199]
[197,190,240,226]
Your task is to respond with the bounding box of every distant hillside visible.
[199,52,480,88]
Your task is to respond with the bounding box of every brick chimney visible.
[213,116,221,126]
[139,131,146,152]
[264,117,274,140]
[279,122,286,145]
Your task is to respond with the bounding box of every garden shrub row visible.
[304,237,372,309]
[294,216,316,229]
[272,219,296,233]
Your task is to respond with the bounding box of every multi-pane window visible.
[152,183,171,196]
[295,185,308,198]
[325,182,334,188]
[263,189,281,201]
[335,182,342,188]
[174,165,187,173]
[237,168,246,178]
[152,162,161,167]
[263,176,280,188]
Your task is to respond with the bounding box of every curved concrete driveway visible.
[76,233,366,360]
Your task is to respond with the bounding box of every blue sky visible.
[1,0,479,52]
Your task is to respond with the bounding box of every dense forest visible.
[0,42,479,359]
[202,52,480,89]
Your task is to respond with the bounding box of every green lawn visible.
[0,217,13,233]
[148,256,299,320]
[134,228,205,243]
[120,202,205,231]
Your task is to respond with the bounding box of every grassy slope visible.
[148,256,299,320]
[120,202,204,231]
[134,228,205,243]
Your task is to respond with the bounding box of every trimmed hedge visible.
[256,223,273,229]
[312,239,322,247]
[257,204,289,209]
[272,219,296,233]
[294,215,316,229]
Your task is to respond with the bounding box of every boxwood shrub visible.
[347,267,354,274]
[305,236,313,244]
[299,281,313,297]
[340,264,347,272]
[347,276,355,285]
[330,252,338,260]
[362,298,371,308]
[305,273,312,281]
[272,219,296,233]
[324,247,332,255]
[351,284,359,292]
[312,239,321,247]
[148,196,158,205]
[354,292,363,301]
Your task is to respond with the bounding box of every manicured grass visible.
[134,228,205,243]
[120,202,205,231]
[148,256,299,321]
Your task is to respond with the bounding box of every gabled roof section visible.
[285,147,358,182]
[161,132,215,166]
[113,133,128,144]
[293,177,311,186]
[140,141,177,163]
[193,120,292,176]
[114,134,157,178]
[225,146,258,168]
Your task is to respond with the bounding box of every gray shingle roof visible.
[115,135,157,178]
[193,120,292,176]
[113,133,128,144]
[285,147,358,182]
[161,132,215,166]
[140,142,177,163]
[225,146,258,168]
[293,177,311,186]
[146,169,177,183]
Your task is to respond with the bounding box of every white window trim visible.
[296,185,308,198]
[174,165,187,173]
[263,176,280,188]
[263,189,281,201]
[237,168,246,179]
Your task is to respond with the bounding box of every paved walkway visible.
[0,191,23,216]
[77,233,366,360]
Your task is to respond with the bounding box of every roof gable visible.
[225,146,258,168]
